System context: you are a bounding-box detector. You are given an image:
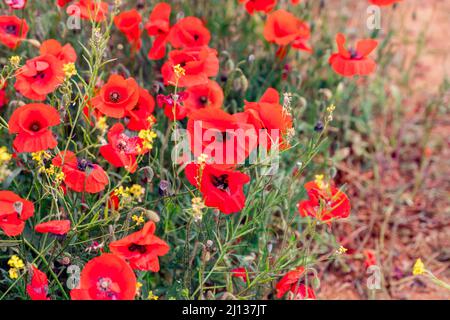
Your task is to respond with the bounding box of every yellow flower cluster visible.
[314,174,328,189]
[32,151,65,184]
[113,184,146,210]
[191,197,206,222]
[173,64,186,79]
[147,291,159,300]
[138,129,157,151]
[96,116,108,133]
[0,146,12,183]
[9,56,21,68]
[63,63,77,79]
[8,255,25,280]
[413,258,425,276]
[132,213,145,226]
[326,104,336,122]
[335,246,348,255]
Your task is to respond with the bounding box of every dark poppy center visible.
[33,72,46,80]
[116,139,127,151]
[29,122,41,132]
[5,25,17,34]
[211,174,229,191]
[128,243,147,254]
[349,48,361,60]
[179,61,186,68]
[110,92,121,103]
[77,159,94,172]
[198,96,208,106]
[193,34,199,41]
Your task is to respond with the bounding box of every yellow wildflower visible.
[132,213,145,226]
[96,116,108,132]
[8,268,19,279]
[138,129,157,151]
[173,64,186,79]
[336,246,348,255]
[63,63,77,79]
[191,197,206,222]
[147,291,159,300]
[0,146,12,165]
[129,184,145,200]
[8,255,25,269]
[413,258,425,276]
[314,174,328,189]
[9,56,21,68]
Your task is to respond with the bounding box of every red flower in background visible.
[369,0,402,6]
[243,87,293,150]
[276,267,316,299]
[8,103,60,153]
[91,74,140,118]
[26,266,49,300]
[161,46,219,87]
[57,0,72,7]
[232,267,248,281]
[0,85,7,108]
[168,17,211,49]
[125,87,156,131]
[14,54,64,101]
[187,108,257,165]
[40,39,77,64]
[363,249,377,269]
[184,80,223,115]
[114,9,142,52]
[185,163,250,214]
[297,177,351,222]
[0,190,34,237]
[5,0,27,10]
[239,0,277,15]
[100,123,146,173]
[263,10,312,56]
[329,33,378,77]
[70,254,137,300]
[291,0,301,4]
[0,15,28,49]
[157,91,189,121]
[69,0,108,22]
[109,221,170,271]
[35,220,71,235]
[145,2,171,60]
[52,151,109,194]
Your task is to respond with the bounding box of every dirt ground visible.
[319,0,450,300]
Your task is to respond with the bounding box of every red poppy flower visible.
[100,123,146,173]
[297,179,351,222]
[125,87,156,131]
[145,2,171,60]
[69,0,108,22]
[185,163,250,214]
[114,9,142,52]
[91,74,140,118]
[0,86,7,108]
[108,192,120,210]
[26,265,49,300]
[157,91,189,121]
[243,87,293,150]
[369,0,402,6]
[0,190,34,237]
[5,0,27,10]
[35,220,71,235]
[329,33,378,77]
[8,103,60,153]
[187,108,257,165]
[14,54,64,101]
[57,0,72,7]
[263,10,312,54]
[363,249,377,269]
[161,46,219,87]
[232,267,248,282]
[276,267,316,299]
[0,15,28,49]
[168,17,211,49]
[52,151,109,194]
[109,221,169,271]
[70,253,137,300]
[40,39,77,64]
[291,0,301,4]
[239,0,277,15]
[184,80,223,115]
